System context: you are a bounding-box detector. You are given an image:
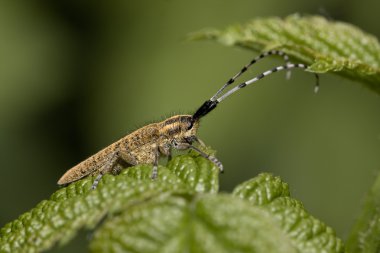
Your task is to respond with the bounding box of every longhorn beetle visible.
[58,50,319,189]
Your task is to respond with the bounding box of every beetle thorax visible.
[159,115,199,140]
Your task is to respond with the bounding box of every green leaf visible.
[90,194,297,253]
[90,173,343,253]
[125,152,220,194]
[167,152,219,193]
[233,173,345,253]
[346,172,380,253]
[232,172,290,205]
[0,156,344,253]
[0,154,218,253]
[191,14,380,94]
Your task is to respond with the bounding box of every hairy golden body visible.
[57,115,199,186]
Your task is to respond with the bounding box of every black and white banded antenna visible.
[210,50,292,102]
[192,51,319,122]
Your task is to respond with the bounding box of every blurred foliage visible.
[0,154,344,253]
[346,172,380,253]
[1,0,380,252]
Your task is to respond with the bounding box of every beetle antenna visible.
[216,63,319,103]
[210,50,291,102]
[193,59,319,121]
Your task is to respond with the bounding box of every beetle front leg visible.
[173,141,224,173]
[193,137,206,147]
[189,145,224,173]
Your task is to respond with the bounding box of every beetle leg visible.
[91,152,120,190]
[168,147,173,161]
[151,147,160,179]
[92,149,137,189]
[189,145,224,173]
[173,142,224,173]
[194,137,206,146]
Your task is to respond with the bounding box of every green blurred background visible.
[1,0,380,251]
